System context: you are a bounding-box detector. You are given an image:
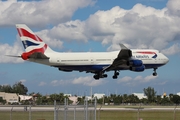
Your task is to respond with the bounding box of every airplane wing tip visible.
[119,43,128,50]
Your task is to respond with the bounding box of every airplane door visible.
[90,57,94,64]
[57,58,60,64]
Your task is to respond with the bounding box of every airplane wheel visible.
[113,75,117,79]
[116,72,119,76]
[93,75,100,80]
[153,73,157,76]
[103,74,108,78]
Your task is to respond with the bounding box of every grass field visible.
[0,110,180,120]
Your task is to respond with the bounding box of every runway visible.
[0,106,180,111]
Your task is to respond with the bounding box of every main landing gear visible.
[93,70,120,80]
[112,70,119,79]
[93,72,107,80]
[152,68,157,76]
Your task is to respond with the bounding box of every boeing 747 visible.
[14,24,169,80]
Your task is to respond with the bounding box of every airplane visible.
[13,24,169,80]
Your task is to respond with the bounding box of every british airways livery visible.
[14,24,169,80]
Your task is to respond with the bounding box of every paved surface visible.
[0,106,180,111]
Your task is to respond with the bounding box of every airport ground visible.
[0,105,180,120]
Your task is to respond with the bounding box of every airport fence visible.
[0,102,180,120]
[0,98,97,120]
[54,98,97,120]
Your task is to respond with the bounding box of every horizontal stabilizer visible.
[5,55,21,58]
[29,52,49,59]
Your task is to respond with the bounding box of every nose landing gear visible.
[152,68,157,76]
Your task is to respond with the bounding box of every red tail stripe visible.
[17,28,43,42]
[21,44,47,60]
[136,52,156,54]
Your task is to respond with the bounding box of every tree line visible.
[0,81,28,95]
[0,82,180,105]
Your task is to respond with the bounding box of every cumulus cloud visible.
[0,41,24,63]
[84,3,180,51]
[0,0,96,27]
[166,0,180,17]
[19,79,26,84]
[31,0,180,54]
[117,75,158,86]
[117,76,132,84]
[48,76,107,87]
[39,81,47,86]
[161,43,180,55]
[36,30,64,49]
[72,76,107,86]
[2,0,180,64]
[51,80,71,86]
[35,20,87,49]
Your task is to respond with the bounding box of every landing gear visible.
[93,74,100,80]
[93,72,107,80]
[152,68,157,76]
[112,70,119,79]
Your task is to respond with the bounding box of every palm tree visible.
[143,87,157,103]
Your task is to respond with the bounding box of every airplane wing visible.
[102,44,132,71]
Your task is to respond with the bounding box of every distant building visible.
[69,96,78,105]
[177,92,180,96]
[86,96,92,100]
[19,95,32,101]
[132,93,147,99]
[94,93,105,99]
[64,94,72,97]
[0,92,18,104]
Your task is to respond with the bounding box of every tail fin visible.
[16,24,53,60]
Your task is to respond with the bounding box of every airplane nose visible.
[164,56,169,64]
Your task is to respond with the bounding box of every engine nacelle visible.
[130,65,145,72]
[128,59,143,67]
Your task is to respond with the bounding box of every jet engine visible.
[130,65,145,72]
[127,59,143,67]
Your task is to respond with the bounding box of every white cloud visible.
[144,75,158,82]
[0,0,96,27]
[166,0,180,17]
[117,75,158,86]
[117,76,132,83]
[134,75,157,82]
[36,30,64,49]
[156,81,168,85]
[38,0,180,54]
[19,79,26,84]
[72,76,107,86]
[0,41,24,63]
[51,80,71,86]
[161,43,180,55]
[2,0,180,63]
[47,76,107,87]
[39,81,47,86]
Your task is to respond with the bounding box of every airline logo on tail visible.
[16,24,48,60]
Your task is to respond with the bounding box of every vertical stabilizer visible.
[16,24,54,60]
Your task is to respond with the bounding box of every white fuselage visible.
[29,49,169,72]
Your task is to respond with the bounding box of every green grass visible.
[0,110,180,120]
[0,111,54,120]
[98,110,180,120]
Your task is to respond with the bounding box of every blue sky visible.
[0,0,180,96]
